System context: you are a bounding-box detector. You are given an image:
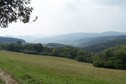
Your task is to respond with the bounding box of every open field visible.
[0,51,126,84]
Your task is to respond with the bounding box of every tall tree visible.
[0,0,33,28]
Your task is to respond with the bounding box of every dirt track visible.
[0,69,18,84]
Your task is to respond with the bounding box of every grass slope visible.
[0,51,126,84]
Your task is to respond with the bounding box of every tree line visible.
[0,41,126,70]
[0,41,93,63]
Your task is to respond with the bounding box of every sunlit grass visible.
[0,51,126,84]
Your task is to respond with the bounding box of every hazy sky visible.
[0,0,126,36]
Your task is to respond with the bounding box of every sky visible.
[0,0,126,36]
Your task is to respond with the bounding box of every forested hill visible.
[46,43,70,48]
[77,35,126,47]
[83,35,126,52]
[0,37,26,44]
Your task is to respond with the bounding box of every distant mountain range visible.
[18,31,126,46]
[0,36,26,44]
[16,34,48,42]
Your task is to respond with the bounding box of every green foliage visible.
[6,43,23,52]
[0,0,33,28]
[47,43,69,48]
[51,48,60,56]
[23,43,43,54]
[75,50,93,63]
[16,41,22,46]
[93,45,126,69]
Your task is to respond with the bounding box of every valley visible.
[1,31,126,84]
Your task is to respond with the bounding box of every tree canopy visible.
[0,0,33,28]
[93,45,126,69]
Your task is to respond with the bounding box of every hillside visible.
[0,36,26,44]
[83,38,126,52]
[46,43,70,48]
[77,35,126,47]
[0,51,126,84]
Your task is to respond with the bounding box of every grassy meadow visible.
[0,51,126,84]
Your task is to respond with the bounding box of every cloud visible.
[93,0,126,5]
[35,0,126,33]
[62,0,89,11]
[1,0,126,36]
